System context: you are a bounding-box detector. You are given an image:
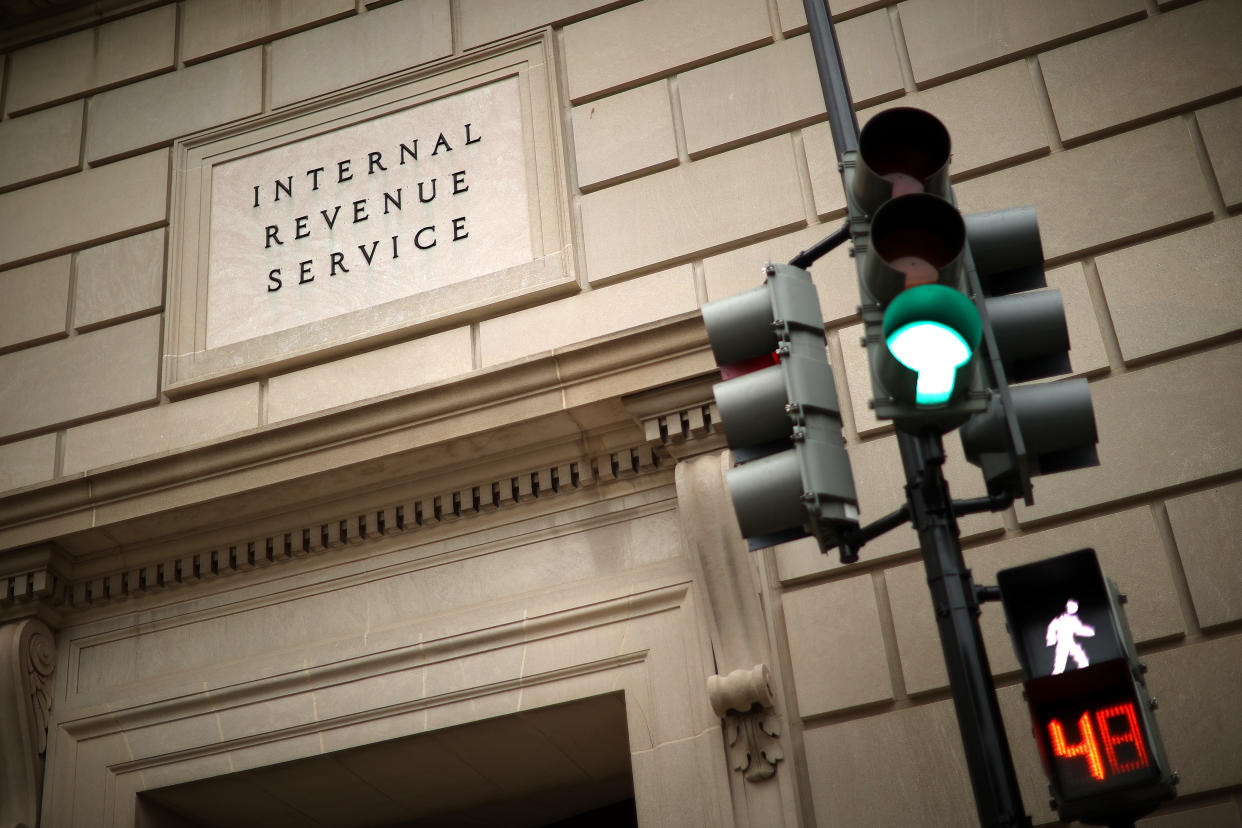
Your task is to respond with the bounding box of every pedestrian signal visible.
[1046,598,1095,675]
[997,549,1176,824]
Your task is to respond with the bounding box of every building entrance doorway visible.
[136,693,635,827]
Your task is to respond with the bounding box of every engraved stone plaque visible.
[207,78,530,350]
[166,34,572,393]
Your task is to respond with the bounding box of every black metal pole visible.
[801,2,1031,825]
[900,430,1031,827]
[802,0,858,156]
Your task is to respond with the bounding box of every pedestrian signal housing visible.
[997,549,1176,824]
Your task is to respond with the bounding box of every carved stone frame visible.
[164,31,574,396]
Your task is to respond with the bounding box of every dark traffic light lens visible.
[864,193,966,303]
[853,107,952,213]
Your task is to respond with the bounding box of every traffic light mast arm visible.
[833,490,1011,564]
[789,220,850,269]
[836,502,910,564]
[954,491,1015,518]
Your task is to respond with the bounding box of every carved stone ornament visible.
[673,453,787,784]
[707,664,784,782]
[0,617,56,828]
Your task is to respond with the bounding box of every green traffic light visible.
[882,284,982,407]
[888,320,971,404]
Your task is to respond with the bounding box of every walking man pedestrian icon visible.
[1046,598,1095,675]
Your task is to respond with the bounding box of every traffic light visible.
[846,106,1098,487]
[847,107,989,432]
[997,549,1176,824]
[701,262,859,552]
[958,208,1100,503]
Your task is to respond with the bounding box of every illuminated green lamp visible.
[882,284,982,406]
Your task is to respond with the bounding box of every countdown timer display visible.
[1039,694,1156,800]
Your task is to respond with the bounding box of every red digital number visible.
[1049,711,1106,780]
[1095,702,1150,774]
[1047,701,1150,782]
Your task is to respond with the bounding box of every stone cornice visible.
[624,374,727,461]
[0,314,710,556]
[62,581,687,741]
[0,314,729,623]
[17,441,666,622]
[0,545,71,626]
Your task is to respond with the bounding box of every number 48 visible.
[1048,701,1151,780]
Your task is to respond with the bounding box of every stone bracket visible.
[708,664,784,782]
[0,616,56,828]
[671,446,786,785]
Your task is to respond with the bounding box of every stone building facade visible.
[1,0,1240,825]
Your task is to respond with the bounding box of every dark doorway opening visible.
[138,692,635,827]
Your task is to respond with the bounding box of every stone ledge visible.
[0,314,721,622]
[50,442,667,616]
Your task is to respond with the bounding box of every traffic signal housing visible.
[958,208,1100,503]
[701,263,859,553]
[847,107,989,433]
[998,549,1176,824]
[846,106,1098,492]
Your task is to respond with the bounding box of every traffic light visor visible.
[701,284,777,367]
[854,107,951,213]
[866,193,967,304]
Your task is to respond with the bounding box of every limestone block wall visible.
[1,0,1240,825]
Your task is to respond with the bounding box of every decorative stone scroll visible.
[0,617,56,828]
[707,665,784,782]
[707,663,775,716]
